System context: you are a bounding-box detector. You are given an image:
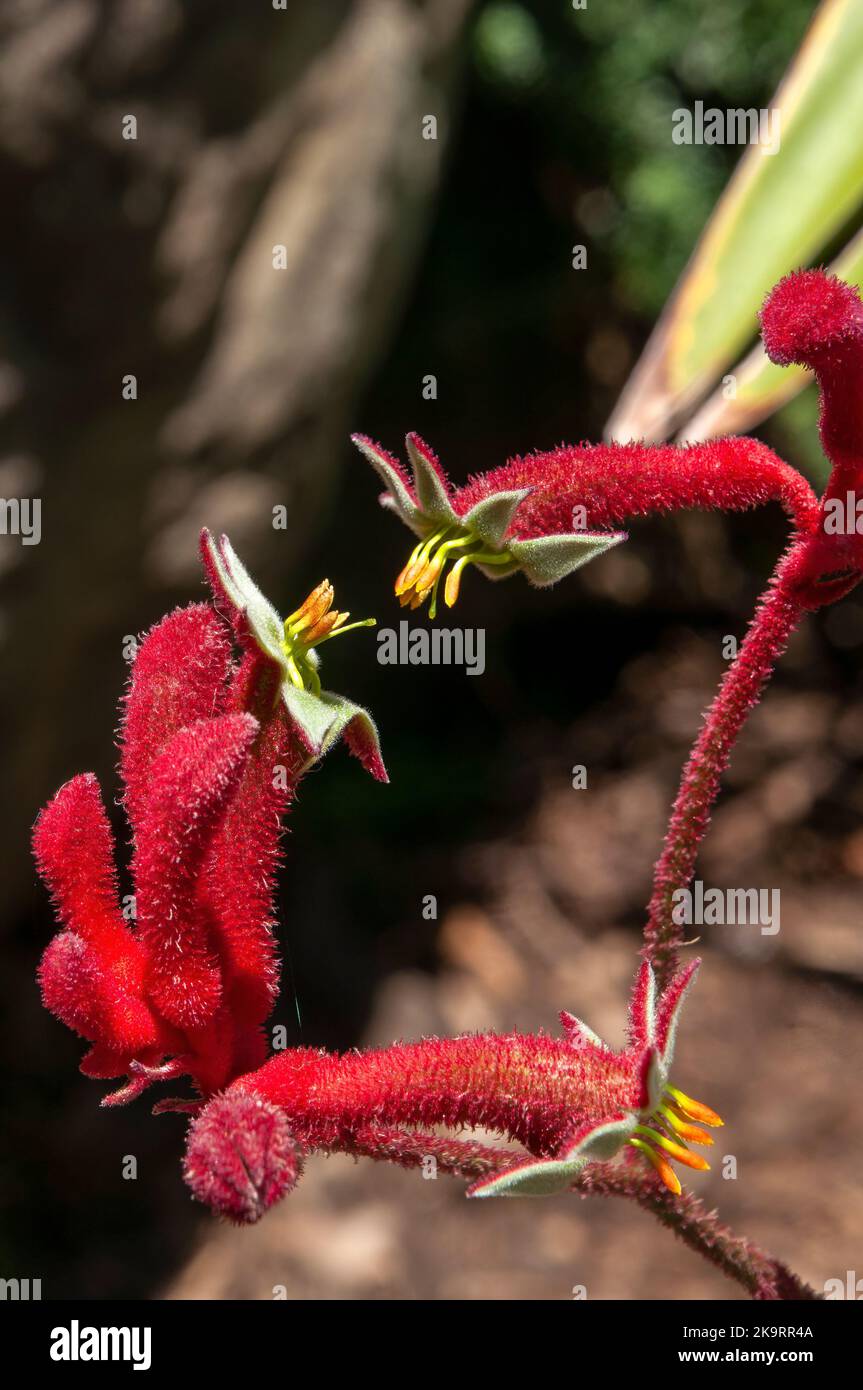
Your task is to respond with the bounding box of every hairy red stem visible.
[644,543,806,985]
[575,1162,819,1301]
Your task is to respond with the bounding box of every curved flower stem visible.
[318,1130,817,1301]
[644,542,806,989]
[575,1161,819,1301]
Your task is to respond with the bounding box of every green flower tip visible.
[200,528,387,782]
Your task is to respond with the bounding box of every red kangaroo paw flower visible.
[188,961,719,1215]
[135,712,258,1030]
[354,429,818,616]
[455,436,818,538]
[197,710,298,1037]
[34,532,387,1111]
[231,1034,643,1157]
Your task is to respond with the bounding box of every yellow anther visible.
[416,553,444,592]
[444,555,470,608]
[392,522,515,617]
[303,610,343,645]
[665,1085,724,1128]
[395,557,424,596]
[659,1103,713,1147]
[279,579,375,692]
[635,1124,710,1172]
[285,580,333,636]
[630,1137,682,1195]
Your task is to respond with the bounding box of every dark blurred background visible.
[3,0,861,1300]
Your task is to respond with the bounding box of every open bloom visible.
[353,428,817,616]
[201,529,385,775]
[33,533,385,1108]
[355,272,863,620]
[353,429,625,616]
[182,956,720,1220]
[468,957,721,1197]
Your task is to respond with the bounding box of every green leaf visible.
[507,530,625,587]
[468,1114,636,1198]
[462,488,533,548]
[282,683,386,780]
[608,0,863,443]
[680,227,863,441]
[405,435,455,522]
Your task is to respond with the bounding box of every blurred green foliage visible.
[474,0,813,314]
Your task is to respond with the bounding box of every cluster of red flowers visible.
[34,531,385,1111]
[33,270,863,1299]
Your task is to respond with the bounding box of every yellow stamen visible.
[394,562,414,595]
[635,1125,710,1171]
[665,1085,724,1128]
[286,581,334,637]
[416,553,445,592]
[395,520,514,615]
[659,1104,714,1147]
[303,610,343,645]
[285,579,332,631]
[395,558,424,596]
[279,579,375,692]
[445,554,471,608]
[395,532,440,596]
[630,1138,682,1195]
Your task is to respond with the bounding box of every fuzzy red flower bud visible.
[34,772,135,964]
[38,932,125,1044]
[34,775,162,1055]
[761,269,863,489]
[183,1092,303,1224]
